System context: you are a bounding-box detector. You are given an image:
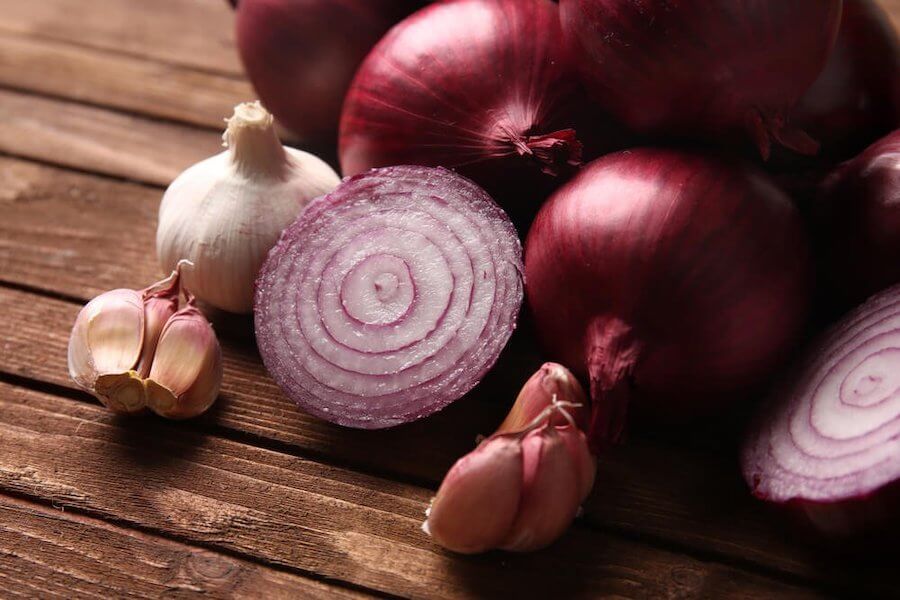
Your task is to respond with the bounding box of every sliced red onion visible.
[254,166,523,429]
[743,285,900,536]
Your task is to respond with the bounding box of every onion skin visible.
[254,165,523,429]
[234,0,423,143]
[742,284,900,538]
[339,0,603,208]
[814,129,900,309]
[789,0,900,166]
[525,149,811,448]
[560,0,842,160]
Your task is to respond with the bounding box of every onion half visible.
[560,0,842,159]
[339,0,602,207]
[742,284,900,537]
[254,166,524,429]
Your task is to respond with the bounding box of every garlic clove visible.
[494,362,589,435]
[134,295,179,377]
[558,426,597,502]
[145,306,223,419]
[68,289,145,392]
[501,427,584,552]
[424,435,523,554]
[94,371,147,415]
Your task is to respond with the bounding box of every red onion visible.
[525,149,811,448]
[742,284,900,537]
[560,0,842,160]
[233,0,423,143]
[339,0,602,207]
[814,129,900,308]
[254,166,523,429]
[789,0,900,166]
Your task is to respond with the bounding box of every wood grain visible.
[0,382,821,600]
[6,288,896,598]
[0,0,241,75]
[0,89,222,186]
[0,494,366,599]
[0,31,252,130]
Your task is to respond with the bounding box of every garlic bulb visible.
[68,264,223,419]
[157,101,340,313]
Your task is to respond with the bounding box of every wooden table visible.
[0,2,897,598]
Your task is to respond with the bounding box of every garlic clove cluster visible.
[67,265,222,419]
[424,424,596,554]
[423,364,597,554]
[156,101,340,314]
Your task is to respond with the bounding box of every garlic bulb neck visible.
[224,101,289,180]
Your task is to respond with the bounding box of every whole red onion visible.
[525,149,811,448]
[814,129,900,308]
[339,0,603,209]
[743,283,900,538]
[781,0,900,168]
[560,0,842,159]
[233,0,423,143]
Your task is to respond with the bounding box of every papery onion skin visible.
[789,0,900,166]
[254,165,523,429]
[339,0,605,209]
[525,149,811,448]
[234,0,424,143]
[560,0,842,159]
[814,129,900,309]
[742,284,900,537]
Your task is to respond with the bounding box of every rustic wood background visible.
[0,1,897,598]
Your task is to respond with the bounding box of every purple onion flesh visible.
[254,166,523,429]
[742,284,900,536]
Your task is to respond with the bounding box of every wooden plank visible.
[0,153,865,587]
[0,381,821,600]
[0,494,366,600]
[0,88,222,186]
[0,31,252,130]
[0,0,241,75]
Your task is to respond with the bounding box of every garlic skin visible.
[67,265,222,419]
[494,362,589,435]
[145,305,223,420]
[157,101,340,313]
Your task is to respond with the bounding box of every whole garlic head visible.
[157,101,340,313]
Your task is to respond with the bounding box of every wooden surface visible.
[0,1,897,598]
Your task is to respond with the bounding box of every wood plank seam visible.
[0,25,246,81]
[0,80,226,140]
[0,492,379,599]
[0,474,399,599]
